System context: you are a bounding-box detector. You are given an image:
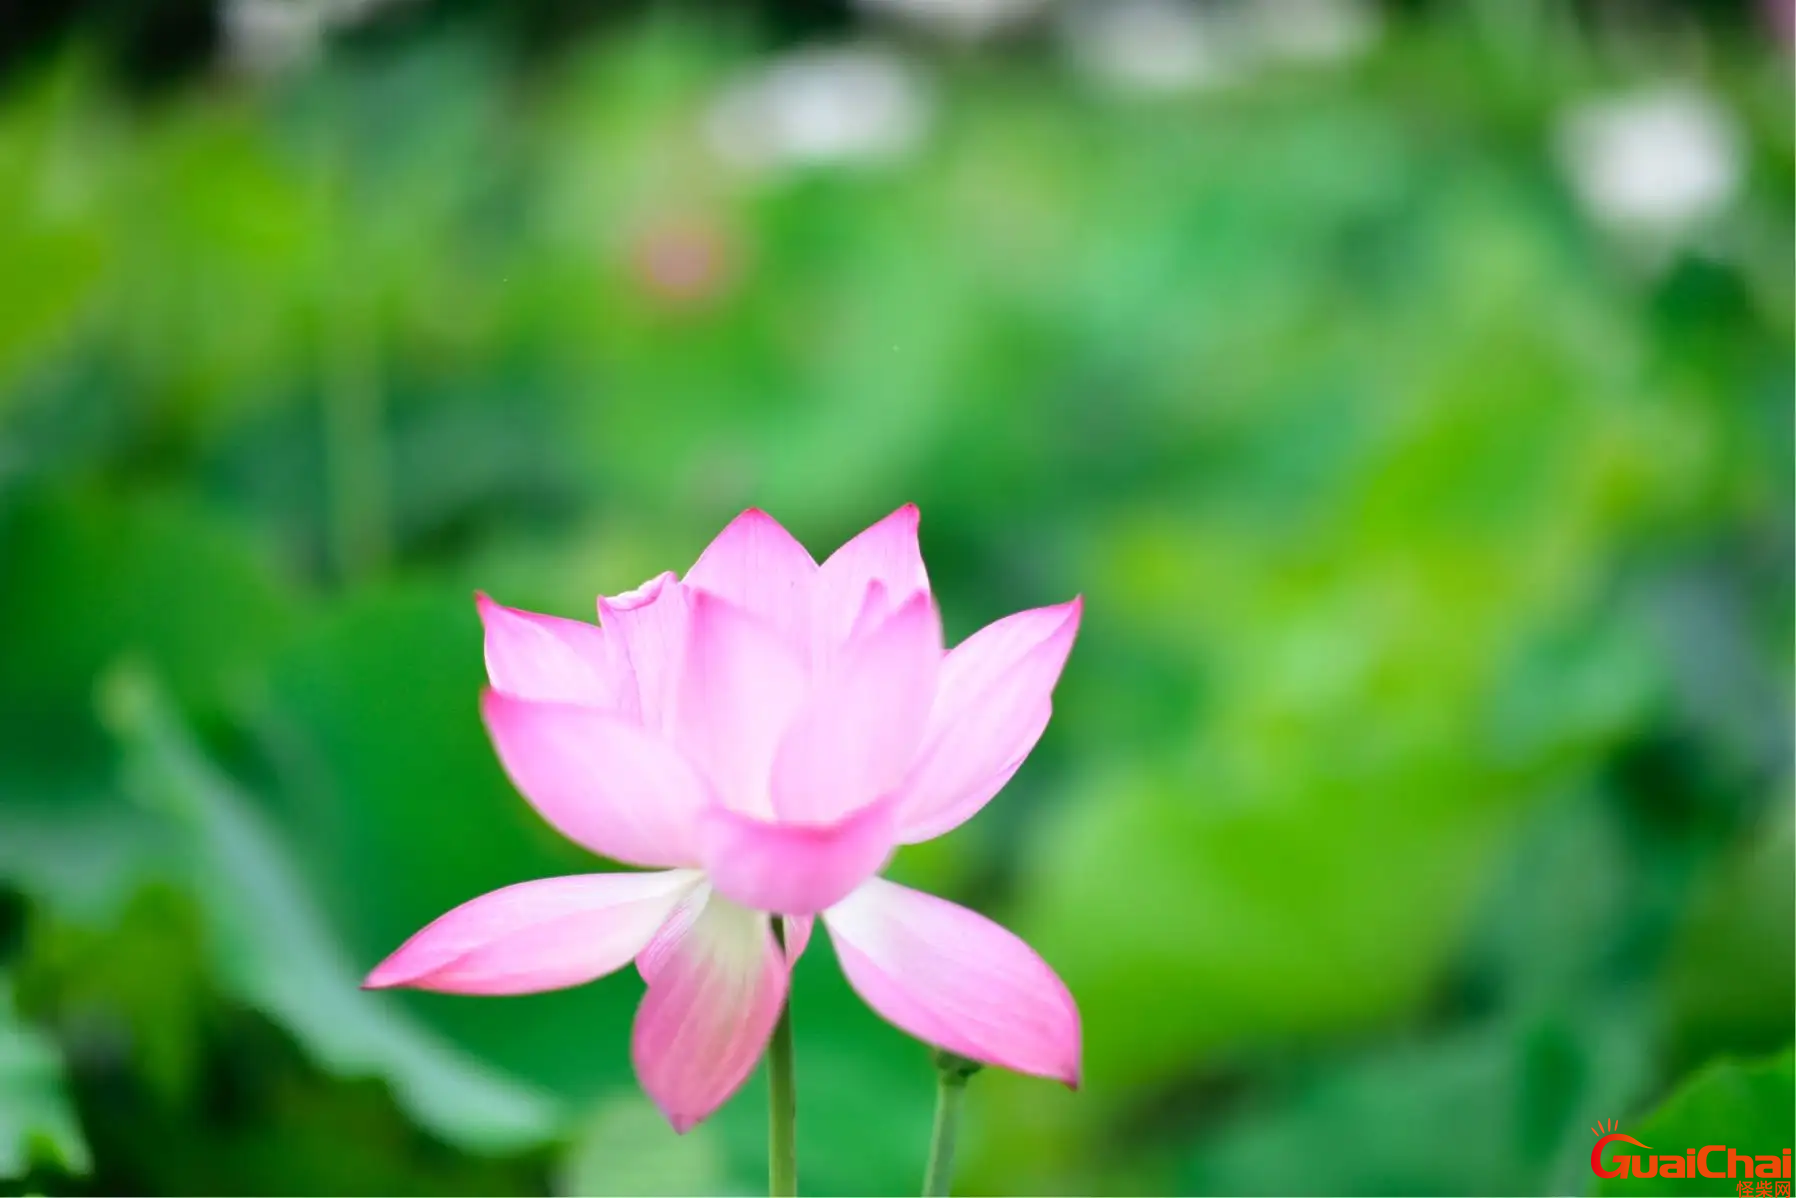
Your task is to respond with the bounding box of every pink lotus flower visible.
[364,506,1081,1131]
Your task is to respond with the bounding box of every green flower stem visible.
[922,1051,982,1196]
[768,918,797,1197]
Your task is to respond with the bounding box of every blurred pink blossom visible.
[365,506,1082,1131]
[1767,0,1794,46]
[627,217,738,309]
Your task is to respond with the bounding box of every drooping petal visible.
[636,880,708,985]
[674,589,809,818]
[639,894,810,980]
[813,504,929,653]
[632,891,788,1132]
[698,795,897,916]
[824,878,1080,1085]
[364,870,701,995]
[478,594,631,712]
[482,691,709,867]
[597,572,689,734]
[771,591,942,823]
[895,597,1083,844]
[683,509,817,650]
[780,915,814,964]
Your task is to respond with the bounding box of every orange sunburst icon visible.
[1590,1118,1655,1180]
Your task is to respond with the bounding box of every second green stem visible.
[922,1051,980,1196]
[768,918,797,1197]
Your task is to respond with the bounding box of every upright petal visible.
[684,509,818,650]
[674,589,809,818]
[483,691,709,867]
[845,581,893,639]
[632,891,788,1132]
[824,878,1080,1085]
[364,870,701,995]
[771,591,943,823]
[698,796,897,916]
[478,594,631,712]
[597,572,689,734]
[896,598,1083,844]
[810,579,895,679]
[813,505,929,653]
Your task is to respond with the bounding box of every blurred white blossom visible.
[222,0,325,74]
[1060,0,1379,95]
[706,45,931,175]
[854,0,1051,42]
[1251,0,1380,64]
[1556,85,1742,241]
[221,0,412,75]
[1061,0,1245,93]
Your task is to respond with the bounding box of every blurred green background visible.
[0,0,1791,1193]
